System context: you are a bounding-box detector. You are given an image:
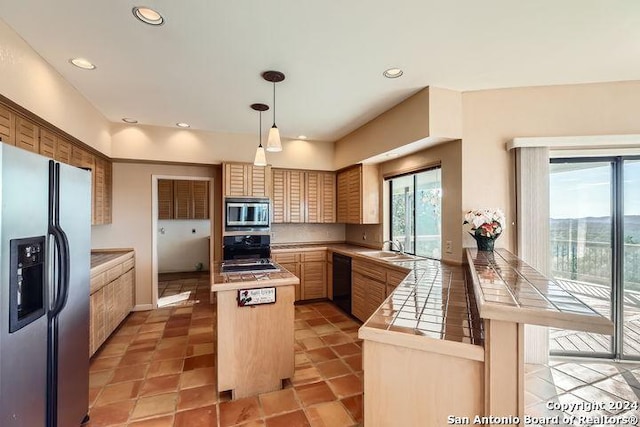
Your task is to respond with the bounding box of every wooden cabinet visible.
[158,179,210,220]
[92,157,113,225]
[90,251,135,356]
[336,164,379,224]
[223,162,270,197]
[0,104,16,145]
[15,116,39,153]
[55,137,72,164]
[301,251,327,300]
[272,169,305,223]
[351,258,408,322]
[39,128,56,158]
[273,250,327,301]
[272,169,336,224]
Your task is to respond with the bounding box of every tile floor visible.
[89,273,640,427]
[87,275,364,427]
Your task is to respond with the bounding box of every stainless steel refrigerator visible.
[0,143,91,426]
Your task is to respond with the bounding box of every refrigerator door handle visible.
[47,162,70,317]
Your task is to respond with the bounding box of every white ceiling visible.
[1,1,640,142]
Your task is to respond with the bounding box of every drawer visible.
[122,257,135,273]
[302,250,326,262]
[90,272,106,294]
[387,269,408,287]
[352,259,386,281]
[106,263,123,283]
[272,252,300,263]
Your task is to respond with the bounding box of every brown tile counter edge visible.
[90,249,134,273]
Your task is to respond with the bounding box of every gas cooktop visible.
[220,259,280,274]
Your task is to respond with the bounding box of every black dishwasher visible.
[332,253,352,315]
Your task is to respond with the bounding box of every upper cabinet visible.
[0,100,112,225]
[272,169,336,224]
[0,105,16,145]
[158,179,210,220]
[336,164,379,224]
[223,162,271,197]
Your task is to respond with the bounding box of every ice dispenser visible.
[9,236,46,333]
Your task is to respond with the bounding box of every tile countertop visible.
[466,248,614,335]
[90,249,134,273]
[211,261,300,293]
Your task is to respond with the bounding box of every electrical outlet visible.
[362,233,367,241]
[445,240,453,254]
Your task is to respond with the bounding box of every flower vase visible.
[471,231,498,251]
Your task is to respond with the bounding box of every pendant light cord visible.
[259,110,263,146]
[272,81,276,127]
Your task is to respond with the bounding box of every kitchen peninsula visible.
[211,262,299,399]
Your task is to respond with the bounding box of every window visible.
[388,167,442,258]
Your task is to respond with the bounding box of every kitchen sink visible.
[361,251,419,261]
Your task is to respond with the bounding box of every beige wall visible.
[0,19,111,155]
[346,140,463,263]
[91,162,215,306]
[461,80,640,252]
[111,123,334,170]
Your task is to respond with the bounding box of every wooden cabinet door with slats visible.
[287,170,305,223]
[250,165,269,197]
[39,128,56,158]
[103,161,113,224]
[173,180,192,219]
[224,163,247,196]
[347,167,361,224]
[158,179,174,219]
[15,116,39,153]
[302,261,327,300]
[93,157,105,225]
[272,169,286,223]
[0,104,15,145]
[192,180,209,219]
[321,172,336,223]
[305,172,320,223]
[55,138,72,163]
[336,170,349,223]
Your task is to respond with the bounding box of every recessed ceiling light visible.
[69,58,96,70]
[383,68,403,79]
[176,122,190,128]
[122,118,138,124]
[297,135,308,140]
[132,6,164,26]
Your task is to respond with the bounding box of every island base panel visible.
[363,340,484,426]
[216,286,295,399]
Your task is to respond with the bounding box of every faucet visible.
[382,239,405,254]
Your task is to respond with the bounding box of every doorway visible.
[548,157,640,359]
[151,175,214,308]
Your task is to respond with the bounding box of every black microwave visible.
[225,198,270,231]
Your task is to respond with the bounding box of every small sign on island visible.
[237,287,277,307]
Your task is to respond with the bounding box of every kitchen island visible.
[211,262,299,399]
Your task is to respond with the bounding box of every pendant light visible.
[251,103,269,167]
[262,71,285,152]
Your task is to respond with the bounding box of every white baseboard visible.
[132,304,154,311]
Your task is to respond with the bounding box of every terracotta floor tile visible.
[295,381,336,407]
[152,346,187,361]
[265,410,310,427]
[311,324,339,336]
[126,342,158,354]
[294,320,309,330]
[166,319,192,329]
[186,343,215,357]
[88,400,135,427]
[342,354,362,372]
[180,367,217,390]
[330,343,360,357]
[97,343,129,358]
[110,364,149,384]
[127,415,174,427]
[236,420,266,427]
[188,332,215,344]
[139,374,181,397]
[157,336,189,350]
[327,374,363,398]
[119,351,154,367]
[94,380,142,406]
[306,318,329,326]
[88,387,102,407]
[177,384,217,411]
[147,359,184,378]
[306,401,354,427]
[341,395,363,423]
[259,388,299,417]
[134,331,164,343]
[295,352,313,368]
[183,354,215,371]
[90,370,114,388]
[299,337,326,351]
[291,366,323,386]
[320,333,352,347]
[174,405,217,427]
[90,356,122,372]
[219,396,262,427]
[139,323,166,333]
[306,347,338,364]
[131,392,178,420]
[316,359,352,380]
[295,329,318,340]
[162,327,189,338]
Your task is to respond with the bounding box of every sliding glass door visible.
[549,156,640,359]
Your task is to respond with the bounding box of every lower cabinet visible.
[273,250,327,301]
[352,259,409,322]
[90,252,136,356]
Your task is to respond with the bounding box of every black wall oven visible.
[225,198,270,231]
